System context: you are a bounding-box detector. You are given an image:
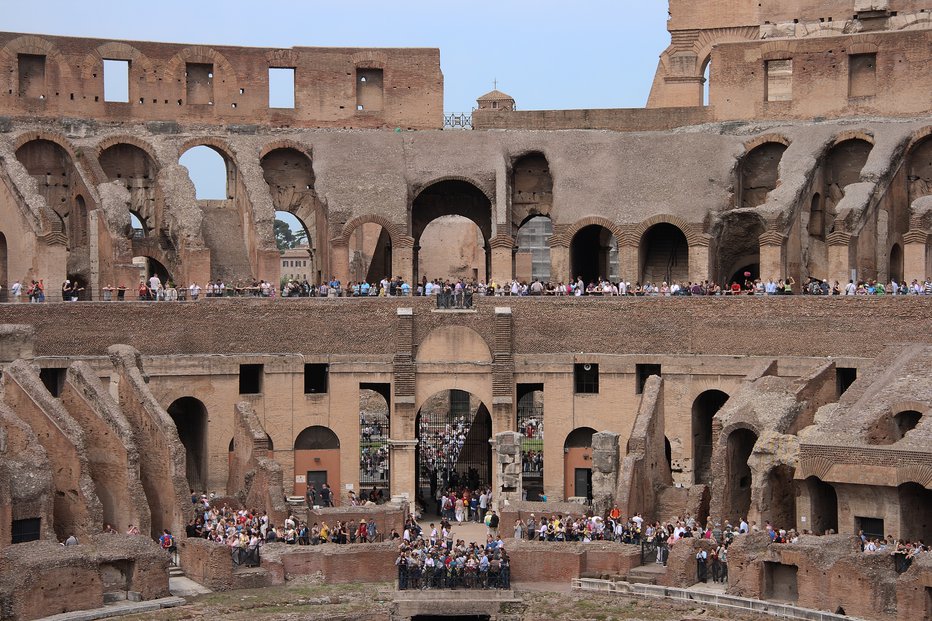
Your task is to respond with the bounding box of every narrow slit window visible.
[103,59,130,103]
[268,67,295,109]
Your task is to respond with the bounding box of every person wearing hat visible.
[526,513,537,540]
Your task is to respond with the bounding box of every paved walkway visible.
[415,512,494,543]
[169,575,212,597]
[36,597,185,621]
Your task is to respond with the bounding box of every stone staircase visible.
[199,201,255,282]
[626,563,667,585]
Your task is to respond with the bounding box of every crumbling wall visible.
[107,345,188,539]
[616,375,670,521]
[2,360,102,540]
[590,431,619,517]
[493,431,523,507]
[0,325,34,364]
[226,401,287,526]
[0,400,54,547]
[61,361,151,535]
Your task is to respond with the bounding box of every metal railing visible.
[442,112,473,129]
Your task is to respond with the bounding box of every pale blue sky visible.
[7,1,671,209]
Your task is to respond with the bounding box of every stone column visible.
[902,230,929,283]
[493,431,523,509]
[489,235,515,285]
[591,431,620,517]
[393,235,415,286]
[758,231,786,284]
[388,438,417,511]
[329,239,349,285]
[392,308,417,512]
[827,231,856,287]
[688,235,711,284]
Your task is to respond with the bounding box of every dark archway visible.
[692,390,729,484]
[739,142,787,209]
[898,483,932,542]
[415,390,492,506]
[716,212,765,286]
[167,397,208,492]
[99,143,159,234]
[640,223,689,285]
[762,464,797,531]
[570,225,617,285]
[412,180,492,284]
[347,221,392,284]
[134,256,172,287]
[564,427,596,501]
[725,428,758,522]
[802,477,838,535]
[295,426,341,450]
[890,243,904,284]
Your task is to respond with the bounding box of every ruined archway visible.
[640,222,689,285]
[802,476,838,535]
[133,255,172,288]
[261,147,326,284]
[294,425,341,503]
[738,142,788,209]
[15,138,91,282]
[564,427,596,501]
[99,142,159,235]
[411,179,492,285]
[906,134,932,208]
[692,390,729,485]
[418,216,487,282]
[570,225,618,285]
[715,212,765,285]
[761,464,797,531]
[415,390,492,507]
[897,482,932,542]
[179,144,230,200]
[346,219,392,285]
[359,384,390,500]
[724,428,758,522]
[166,397,208,493]
[890,243,904,283]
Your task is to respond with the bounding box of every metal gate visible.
[416,390,492,505]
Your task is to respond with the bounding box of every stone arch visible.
[294,425,341,502]
[96,134,160,163]
[638,221,690,284]
[633,214,703,246]
[738,139,790,210]
[295,425,341,450]
[720,424,759,521]
[412,175,495,204]
[0,35,74,95]
[564,427,596,500]
[570,223,619,285]
[416,325,493,364]
[339,214,402,283]
[906,129,932,212]
[14,130,79,160]
[165,45,239,103]
[80,42,155,87]
[260,138,312,161]
[714,211,766,284]
[178,139,238,202]
[99,140,161,235]
[692,390,730,485]
[166,397,208,492]
[339,214,402,245]
[561,216,624,246]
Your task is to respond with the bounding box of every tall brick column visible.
[617,232,639,282]
[490,307,514,508]
[549,239,569,284]
[391,307,417,513]
[393,235,415,285]
[827,231,856,286]
[902,229,929,283]
[759,231,787,284]
[688,235,712,284]
[329,239,349,285]
[489,235,515,285]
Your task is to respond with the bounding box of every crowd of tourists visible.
[5,273,932,303]
[395,516,511,590]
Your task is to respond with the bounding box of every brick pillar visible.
[617,233,639,283]
[549,241,569,284]
[489,235,515,285]
[902,229,929,283]
[758,231,787,285]
[591,431,620,517]
[391,307,417,512]
[393,235,415,286]
[329,239,349,286]
[490,307,514,509]
[688,235,711,284]
[827,231,856,287]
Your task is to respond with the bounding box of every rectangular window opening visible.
[836,366,857,397]
[304,363,328,394]
[855,516,884,540]
[635,363,662,395]
[103,59,130,103]
[185,62,214,105]
[268,67,295,109]
[39,367,66,398]
[355,68,384,112]
[239,364,264,395]
[574,363,599,394]
[11,517,42,544]
[18,54,46,98]
[765,59,793,102]
[763,561,799,603]
[848,53,877,98]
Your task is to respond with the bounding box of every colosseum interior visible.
[1,1,931,620]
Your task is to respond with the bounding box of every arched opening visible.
[515,215,552,284]
[179,145,230,200]
[639,222,689,285]
[762,464,797,531]
[517,385,544,500]
[261,148,326,284]
[419,215,487,283]
[564,427,596,501]
[15,139,90,281]
[725,428,758,522]
[664,436,672,471]
[415,390,492,510]
[702,57,711,107]
[889,243,904,284]
[824,139,872,214]
[802,476,838,535]
[166,397,208,492]
[867,409,923,445]
[294,425,341,503]
[348,221,392,285]
[897,482,932,542]
[739,142,788,209]
[99,143,159,234]
[129,211,147,238]
[908,135,932,211]
[512,153,553,283]
[132,256,172,289]
[359,385,390,502]
[570,225,618,286]
[715,212,764,286]
[692,390,729,484]
[412,180,492,285]
[275,210,314,289]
